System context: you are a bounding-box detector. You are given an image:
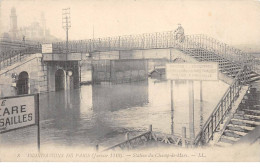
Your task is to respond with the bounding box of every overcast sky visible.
[1,0,260,52]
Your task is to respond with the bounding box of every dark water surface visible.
[0,78,229,149]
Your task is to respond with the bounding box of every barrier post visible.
[35,93,40,152]
[149,125,152,132]
[182,127,187,147]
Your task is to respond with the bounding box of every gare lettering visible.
[1,105,27,116]
[1,100,6,106]
[0,104,33,128]
[0,94,38,146]
[0,113,33,127]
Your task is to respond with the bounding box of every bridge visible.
[0,30,260,147]
[51,31,259,83]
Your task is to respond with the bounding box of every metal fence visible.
[104,125,194,151]
[0,47,41,71]
[53,31,258,73]
[193,65,251,146]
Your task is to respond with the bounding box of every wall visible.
[91,60,111,84]
[92,59,148,84]
[43,53,84,61]
[110,59,148,84]
[89,48,199,61]
[0,53,81,97]
[46,61,80,92]
[0,53,47,97]
[89,48,233,84]
[91,51,119,60]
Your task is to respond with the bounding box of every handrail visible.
[0,37,41,45]
[0,47,41,71]
[104,130,194,151]
[193,65,250,146]
[104,131,153,151]
[52,31,258,73]
[0,56,40,76]
[189,34,257,72]
[2,31,256,75]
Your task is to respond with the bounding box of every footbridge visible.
[52,31,259,81]
[1,31,260,147]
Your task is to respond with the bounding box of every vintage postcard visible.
[0,0,259,162]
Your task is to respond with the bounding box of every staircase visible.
[215,85,260,147]
[183,35,260,146]
[180,47,260,83]
[0,47,41,71]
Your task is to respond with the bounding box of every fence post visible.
[233,85,235,101]
[125,132,131,150]
[149,124,153,132]
[0,55,2,70]
[96,144,99,151]
[221,99,224,124]
[9,51,12,65]
[118,36,121,49]
[201,130,206,146]
[125,132,130,141]
[230,87,232,107]
[211,117,214,140]
[155,32,158,48]
[182,127,186,147]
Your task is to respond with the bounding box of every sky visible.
[1,0,260,52]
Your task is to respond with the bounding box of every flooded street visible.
[0,70,229,149]
[0,79,229,149]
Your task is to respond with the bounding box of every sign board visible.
[42,43,53,53]
[166,62,218,81]
[0,95,37,133]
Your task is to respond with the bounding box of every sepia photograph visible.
[0,0,259,162]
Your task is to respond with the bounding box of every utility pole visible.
[62,8,71,60]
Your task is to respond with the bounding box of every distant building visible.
[1,7,58,43]
[9,7,18,39]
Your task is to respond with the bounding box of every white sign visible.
[0,95,36,133]
[42,43,53,53]
[166,62,218,81]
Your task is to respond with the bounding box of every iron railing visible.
[104,125,194,151]
[0,38,41,54]
[53,31,258,73]
[0,37,41,46]
[0,47,41,71]
[1,30,258,76]
[193,65,251,146]
[186,35,258,73]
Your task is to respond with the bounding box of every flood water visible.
[0,72,229,149]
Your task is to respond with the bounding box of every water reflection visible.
[44,90,81,131]
[92,81,149,113]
